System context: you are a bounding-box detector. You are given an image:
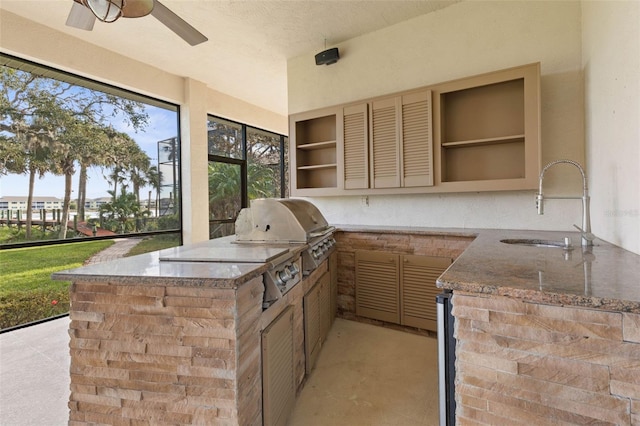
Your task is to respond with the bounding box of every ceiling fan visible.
[66,0,208,46]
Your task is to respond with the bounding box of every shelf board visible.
[441,134,525,148]
[297,163,337,171]
[297,140,337,150]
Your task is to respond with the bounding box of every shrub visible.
[0,286,70,330]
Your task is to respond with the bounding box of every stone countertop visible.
[51,236,305,289]
[437,229,640,313]
[335,225,640,313]
[54,226,640,310]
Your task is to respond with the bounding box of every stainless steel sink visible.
[500,238,573,249]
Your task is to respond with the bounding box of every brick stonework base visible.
[454,292,640,425]
[68,278,264,426]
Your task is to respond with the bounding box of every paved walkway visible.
[0,238,142,425]
[84,237,143,264]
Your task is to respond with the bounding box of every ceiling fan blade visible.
[66,1,96,31]
[150,1,208,46]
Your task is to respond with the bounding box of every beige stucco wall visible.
[0,11,288,244]
[582,0,640,255]
[288,1,638,255]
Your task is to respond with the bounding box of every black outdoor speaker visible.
[315,48,340,66]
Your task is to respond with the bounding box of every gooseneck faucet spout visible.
[536,159,593,247]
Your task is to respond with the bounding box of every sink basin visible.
[500,238,572,249]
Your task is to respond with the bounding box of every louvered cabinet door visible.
[370,98,401,188]
[401,90,434,187]
[262,306,295,426]
[343,103,369,189]
[400,254,452,331]
[355,250,400,324]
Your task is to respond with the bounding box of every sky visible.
[0,105,178,200]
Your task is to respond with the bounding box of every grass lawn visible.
[0,240,114,329]
[126,234,181,257]
[0,230,182,330]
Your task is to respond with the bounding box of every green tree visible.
[75,125,112,221]
[99,187,148,233]
[208,162,241,221]
[0,66,149,240]
[0,70,62,238]
[145,165,161,216]
[102,133,148,203]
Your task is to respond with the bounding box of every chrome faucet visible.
[536,159,594,247]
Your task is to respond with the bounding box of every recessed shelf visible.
[298,141,337,150]
[297,163,337,170]
[441,134,525,148]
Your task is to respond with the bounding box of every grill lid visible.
[235,198,331,243]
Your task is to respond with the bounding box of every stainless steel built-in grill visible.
[235,198,336,306]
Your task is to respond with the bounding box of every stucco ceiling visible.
[0,0,459,116]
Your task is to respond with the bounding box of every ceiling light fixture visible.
[83,0,124,23]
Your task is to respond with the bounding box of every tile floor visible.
[289,319,439,425]
[0,317,439,425]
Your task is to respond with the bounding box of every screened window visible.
[207,116,287,239]
[0,53,182,247]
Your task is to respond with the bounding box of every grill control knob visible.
[277,269,292,285]
[289,263,300,277]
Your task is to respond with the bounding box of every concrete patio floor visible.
[0,317,70,425]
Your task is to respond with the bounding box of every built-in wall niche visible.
[291,111,340,191]
[440,78,526,182]
[434,62,540,192]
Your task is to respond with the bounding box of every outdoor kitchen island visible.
[52,234,334,426]
[53,226,640,425]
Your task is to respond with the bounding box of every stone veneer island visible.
[53,237,329,425]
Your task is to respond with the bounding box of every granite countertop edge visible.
[51,264,268,289]
[52,226,640,311]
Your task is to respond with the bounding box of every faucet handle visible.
[535,193,544,215]
[573,224,596,242]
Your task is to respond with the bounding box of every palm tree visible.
[208,162,241,220]
[10,122,53,238]
[127,149,151,208]
[76,125,111,221]
[99,187,149,233]
[145,165,161,216]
